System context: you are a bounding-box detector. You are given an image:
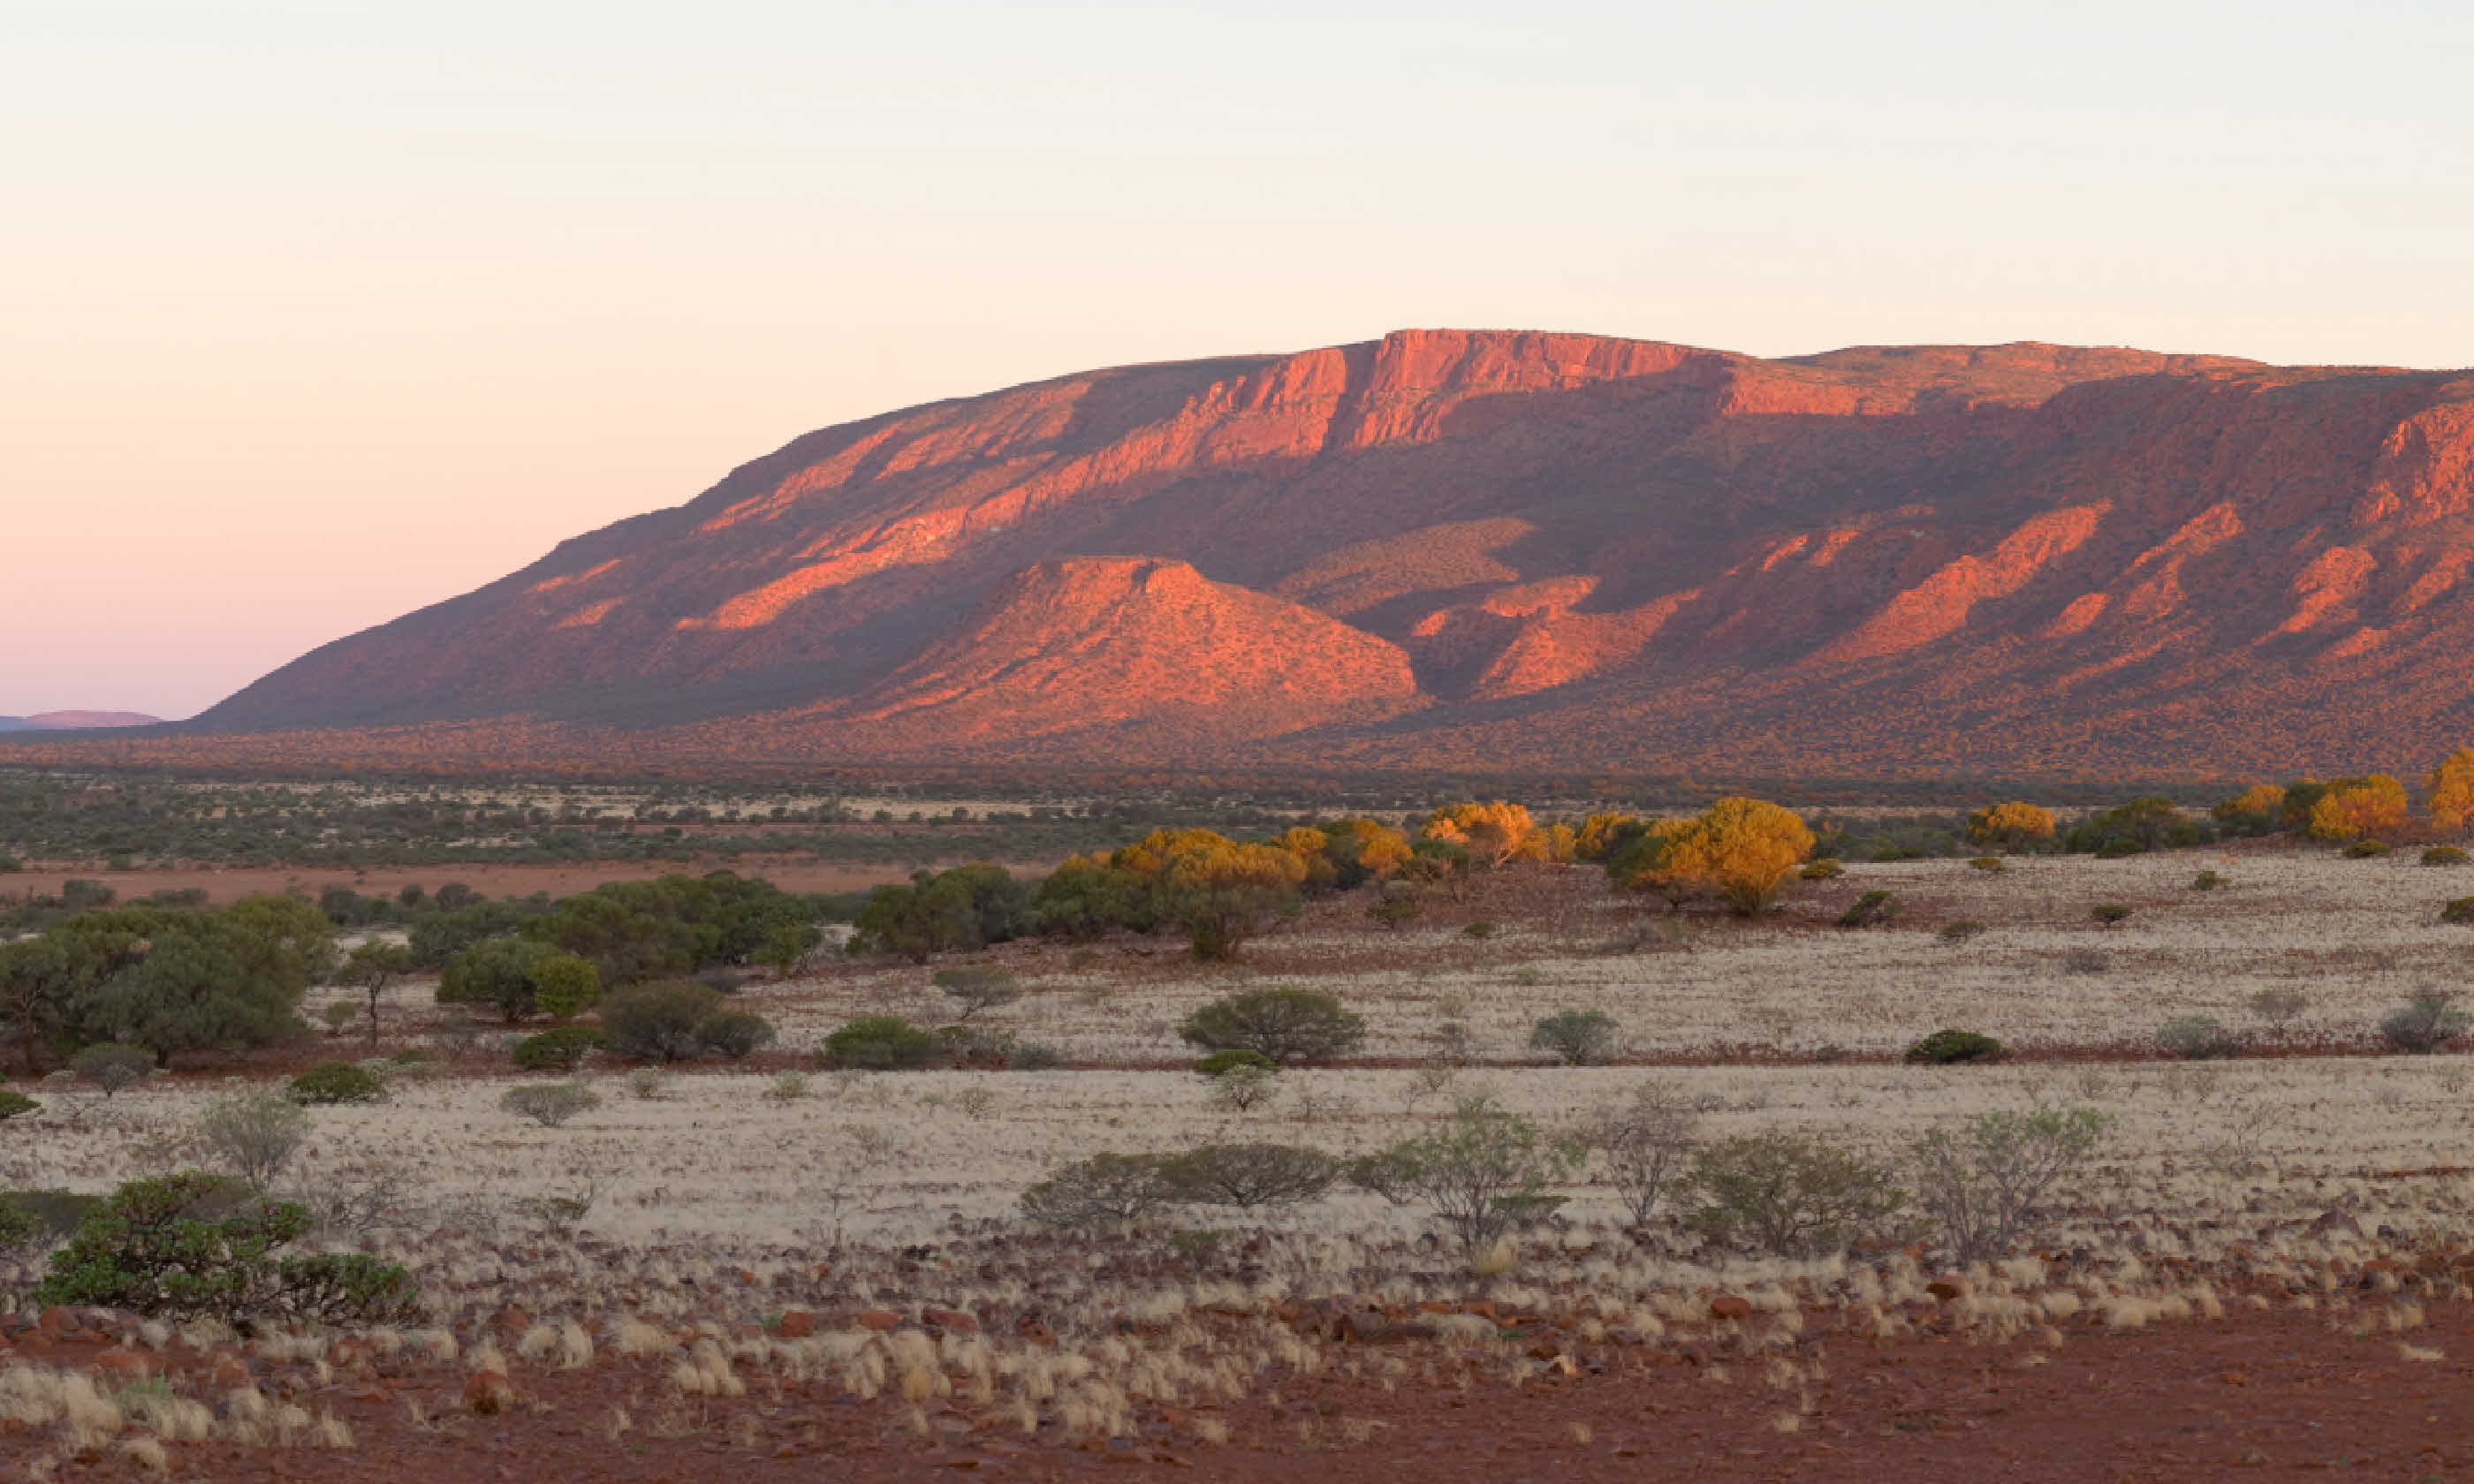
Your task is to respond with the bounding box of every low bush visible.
[1020,1153,1174,1229]
[694,1009,777,1060]
[1193,1049,1275,1078]
[1903,1029,2004,1064]
[1583,1084,1698,1227]
[1529,1009,1619,1065]
[0,1090,39,1122]
[2093,838,2145,859]
[69,1043,156,1097]
[1683,1133,1905,1259]
[195,1094,309,1188]
[1179,988,1365,1065]
[2155,1015,2240,1060]
[2423,846,2469,867]
[1909,1107,2110,1261]
[32,1171,420,1323]
[512,1025,605,1073]
[1157,1143,1339,1210]
[764,1071,808,1101]
[2060,948,2110,975]
[2443,897,2474,926]
[0,1190,103,1247]
[1206,1063,1279,1111]
[2380,993,2468,1054]
[1349,1097,1582,1257]
[1006,1041,1065,1071]
[2091,903,2134,927]
[502,1082,599,1127]
[823,1015,939,1070]
[598,980,722,1061]
[285,1061,387,1106]
[2190,869,2227,891]
[1966,857,2006,874]
[934,965,1021,1020]
[1799,858,1845,882]
[1938,920,1987,943]
[2246,988,2309,1025]
[2344,839,2392,859]
[1461,920,1499,942]
[1838,891,1901,928]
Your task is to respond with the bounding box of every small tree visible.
[195,1094,310,1190]
[1583,1083,1698,1226]
[934,965,1021,1022]
[1349,1097,1582,1257]
[598,980,721,1061]
[1020,1154,1174,1229]
[1966,802,2057,851]
[70,1043,156,1097]
[437,937,559,1024]
[1158,1143,1339,1211]
[1608,798,1814,916]
[2307,775,2409,843]
[529,952,601,1021]
[1684,1133,1904,1259]
[2430,748,2474,832]
[1206,1062,1279,1112]
[1180,988,1365,1065]
[1529,1010,1619,1065]
[336,941,415,1048]
[1908,1107,2110,1262]
[2380,992,2468,1054]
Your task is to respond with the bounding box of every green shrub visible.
[2093,838,2144,859]
[598,979,722,1061]
[1021,1153,1174,1229]
[1157,1143,1339,1210]
[32,1171,419,1322]
[2344,839,2392,859]
[512,1025,605,1073]
[1909,1107,2109,1261]
[2422,846,2469,867]
[2060,948,2109,975]
[1799,858,1844,882]
[501,1082,600,1127]
[1938,920,1987,943]
[2380,993,2468,1054]
[529,952,601,1020]
[1903,1029,2004,1064]
[1966,857,2006,874]
[2091,903,2134,927]
[0,1090,39,1122]
[1461,920,1499,942]
[823,1015,939,1070]
[1838,890,1901,928]
[1193,1049,1275,1078]
[1178,988,1365,1065]
[1682,1133,1904,1259]
[0,1202,34,1252]
[2190,869,2227,891]
[285,1061,386,1106]
[436,936,561,1023]
[2154,1016,2240,1060]
[0,1191,103,1247]
[1529,1009,1619,1065]
[1006,1041,1064,1071]
[195,1094,308,1187]
[70,1043,158,1102]
[2246,988,2309,1025]
[1348,1097,1582,1257]
[695,1010,777,1060]
[2444,897,2474,926]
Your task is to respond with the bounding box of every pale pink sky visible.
[5,1,2470,719]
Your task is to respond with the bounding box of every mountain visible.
[0,711,162,732]
[132,329,2474,777]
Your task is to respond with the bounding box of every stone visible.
[464,1371,518,1415]
[922,1306,979,1334]
[856,1309,902,1333]
[776,1309,816,1339]
[1710,1295,1753,1321]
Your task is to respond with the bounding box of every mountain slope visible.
[173,329,2474,777]
[0,711,163,731]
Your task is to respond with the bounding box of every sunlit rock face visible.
[192,329,2474,776]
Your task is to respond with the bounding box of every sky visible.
[4,0,2470,720]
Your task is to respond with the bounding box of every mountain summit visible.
[190,329,2474,776]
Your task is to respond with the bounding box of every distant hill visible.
[27,328,2474,780]
[0,711,161,732]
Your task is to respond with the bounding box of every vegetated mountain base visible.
[24,329,2474,778]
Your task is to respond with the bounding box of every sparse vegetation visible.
[501,1081,600,1126]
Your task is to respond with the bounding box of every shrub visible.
[2093,838,2144,859]
[1903,1029,2004,1064]
[285,1061,386,1106]
[1682,1133,1904,1259]
[0,1190,102,1248]
[2422,846,2469,867]
[1838,891,1901,928]
[2060,948,2110,975]
[195,1094,309,1188]
[2091,903,2134,927]
[598,979,722,1061]
[1365,893,1423,930]
[1583,1083,1698,1227]
[1205,1063,1279,1112]
[529,952,602,1020]
[2344,839,2392,859]
[502,1082,600,1127]
[1938,920,1987,943]
[2380,993,2469,1054]
[695,1010,777,1060]
[626,1067,666,1100]
[0,1202,33,1252]
[30,1171,419,1323]
[1020,1153,1174,1229]
[2307,775,2409,842]
[2191,869,2228,891]
[764,1071,809,1101]
[1909,1107,2110,1262]
[933,965,1021,1021]
[2443,897,2474,926]
[2432,748,2474,831]
[1349,1097,1582,1257]
[437,936,561,1023]
[1529,1009,1619,1065]
[1800,858,1844,882]
[0,1090,36,1122]
[1966,857,2007,874]
[2246,988,2309,1025]
[2154,1016,2240,1060]
[320,1002,360,1035]
[823,1015,939,1070]
[512,1025,605,1073]
[1606,798,1815,915]
[1178,988,1365,1065]
[1006,1041,1064,1071]
[1158,1143,1339,1210]
[69,1043,155,1097]
[1967,802,2057,850]
[1194,1049,1276,1078]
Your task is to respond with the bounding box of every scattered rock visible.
[1710,1295,1753,1321]
[463,1370,518,1415]
[777,1309,817,1339]
[856,1309,902,1333]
